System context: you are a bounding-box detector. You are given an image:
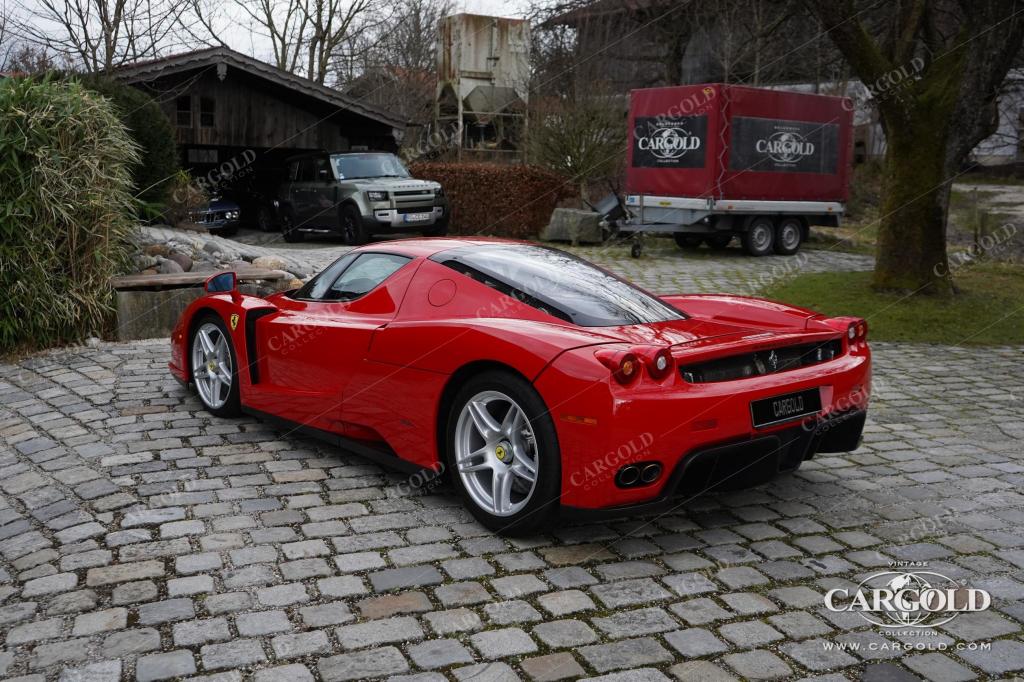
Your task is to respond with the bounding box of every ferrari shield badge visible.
[495,445,507,461]
[229,313,239,331]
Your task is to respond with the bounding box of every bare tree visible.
[808,0,1024,295]
[15,0,194,73]
[528,85,627,202]
[703,0,793,84]
[338,0,451,123]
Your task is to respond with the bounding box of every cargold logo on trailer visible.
[632,115,707,169]
[756,130,815,163]
[637,125,701,160]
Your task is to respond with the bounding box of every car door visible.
[245,252,417,434]
[307,155,339,229]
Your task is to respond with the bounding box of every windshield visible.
[330,153,410,180]
[432,244,685,327]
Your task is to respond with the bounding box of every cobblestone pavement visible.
[2,247,1023,682]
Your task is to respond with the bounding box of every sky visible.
[452,0,530,18]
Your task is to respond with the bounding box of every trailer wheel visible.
[673,233,704,249]
[774,217,804,255]
[742,217,775,257]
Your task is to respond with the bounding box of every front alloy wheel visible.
[190,317,241,416]
[446,372,559,534]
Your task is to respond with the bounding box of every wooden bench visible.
[110,269,288,340]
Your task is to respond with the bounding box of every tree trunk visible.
[872,118,954,295]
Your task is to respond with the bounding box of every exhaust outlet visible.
[640,463,662,484]
[616,465,640,487]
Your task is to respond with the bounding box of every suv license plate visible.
[750,388,822,428]
[404,212,431,223]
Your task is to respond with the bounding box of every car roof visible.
[351,237,531,259]
[284,150,391,161]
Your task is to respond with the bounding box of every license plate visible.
[403,212,431,223]
[750,388,822,428]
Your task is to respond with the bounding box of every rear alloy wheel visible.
[742,217,775,256]
[774,217,804,255]
[189,316,241,417]
[281,210,303,243]
[673,233,704,249]
[341,205,369,245]
[446,371,559,535]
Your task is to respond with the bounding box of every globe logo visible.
[882,573,936,627]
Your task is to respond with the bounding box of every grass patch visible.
[762,265,1024,345]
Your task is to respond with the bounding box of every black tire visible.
[774,217,804,255]
[423,217,449,237]
[706,232,733,250]
[281,210,303,243]
[188,313,241,418]
[256,205,276,232]
[630,242,643,258]
[341,205,369,245]
[742,217,775,257]
[445,370,560,535]
[673,233,704,249]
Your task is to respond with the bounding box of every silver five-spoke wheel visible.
[191,322,233,410]
[454,390,539,517]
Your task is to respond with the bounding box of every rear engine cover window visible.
[432,244,684,326]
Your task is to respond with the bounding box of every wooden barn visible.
[115,47,406,181]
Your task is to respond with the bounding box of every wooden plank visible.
[111,268,287,290]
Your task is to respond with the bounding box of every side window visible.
[294,254,357,300]
[199,97,215,127]
[313,156,331,181]
[176,96,191,127]
[324,253,411,301]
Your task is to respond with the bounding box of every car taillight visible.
[595,349,642,385]
[643,348,674,381]
[848,319,868,344]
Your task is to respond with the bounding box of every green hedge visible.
[0,77,139,352]
[408,162,577,238]
[79,76,179,202]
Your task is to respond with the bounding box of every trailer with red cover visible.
[621,83,853,256]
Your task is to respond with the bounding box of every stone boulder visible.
[540,208,606,245]
[167,251,193,272]
[252,255,289,272]
[158,259,184,274]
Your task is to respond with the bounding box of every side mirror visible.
[205,271,236,294]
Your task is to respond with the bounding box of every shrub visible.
[79,76,179,202]
[0,76,140,352]
[409,162,578,238]
[847,158,884,219]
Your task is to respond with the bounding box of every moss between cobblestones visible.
[763,265,1024,345]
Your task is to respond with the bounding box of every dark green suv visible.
[278,151,449,244]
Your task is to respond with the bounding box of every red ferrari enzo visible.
[170,239,870,534]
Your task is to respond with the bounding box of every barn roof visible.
[115,46,406,129]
